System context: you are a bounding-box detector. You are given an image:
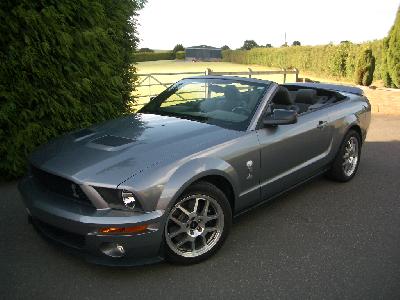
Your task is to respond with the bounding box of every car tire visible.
[327,130,361,182]
[164,181,232,264]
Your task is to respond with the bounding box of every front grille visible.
[32,218,85,249]
[31,165,94,208]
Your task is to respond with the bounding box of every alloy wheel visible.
[342,136,359,177]
[165,194,224,258]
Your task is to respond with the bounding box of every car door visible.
[256,107,334,201]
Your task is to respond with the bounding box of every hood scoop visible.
[87,135,135,151]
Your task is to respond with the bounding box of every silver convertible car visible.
[19,76,371,265]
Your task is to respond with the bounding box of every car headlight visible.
[94,187,142,211]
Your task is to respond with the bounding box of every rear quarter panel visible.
[326,93,371,161]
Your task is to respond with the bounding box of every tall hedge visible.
[134,51,175,62]
[382,7,400,88]
[354,48,375,86]
[0,0,145,178]
[222,40,383,82]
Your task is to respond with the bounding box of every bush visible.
[222,41,382,82]
[0,0,145,178]
[382,8,400,88]
[354,48,375,86]
[175,51,185,60]
[134,51,174,62]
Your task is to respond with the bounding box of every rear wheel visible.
[164,181,232,264]
[328,130,361,182]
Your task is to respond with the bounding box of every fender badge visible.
[246,160,253,180]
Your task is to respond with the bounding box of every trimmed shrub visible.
[223,41,382,82]
[382,8,400,88]
[354,48,375,86]
[0,0,145,178]
[134,51,174,62]
[175,51,185,60]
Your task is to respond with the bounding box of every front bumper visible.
[19,176,166,266]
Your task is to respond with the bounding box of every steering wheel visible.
[232,106,251,115]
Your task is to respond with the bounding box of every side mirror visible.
[149,96,155,101]
[263,109,298,126]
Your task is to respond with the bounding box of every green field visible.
[130,60,298,111]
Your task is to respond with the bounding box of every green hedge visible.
[175,51,185,60]
[222,40,383,82]
[0,0,144,178]
[134,51,175,62]
[382,8,400,88]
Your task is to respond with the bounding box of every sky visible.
[136,0,399,50]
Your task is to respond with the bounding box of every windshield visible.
[139,78,270,131]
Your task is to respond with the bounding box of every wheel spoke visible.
[176,236,190,248]
[170,216,184,227]
[177,205,191,216]
[191,240,196,251]
[202,200,210,217]
[193,197,200,214]
[204,226,218,233]
[204,214,219,222]
[169,228,185,238]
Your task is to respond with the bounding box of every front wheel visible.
[327,130,361,182]
[164,181,232,264]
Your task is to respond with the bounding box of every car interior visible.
[271,85,347,115]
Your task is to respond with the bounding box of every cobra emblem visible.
[246,160,253,180]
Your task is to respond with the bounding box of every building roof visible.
[186,45,221,50]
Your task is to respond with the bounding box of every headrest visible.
[272,87,294,105]
[224,85,241,101]
[296,89,317,104]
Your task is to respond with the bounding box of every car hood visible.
[30,113,242,186]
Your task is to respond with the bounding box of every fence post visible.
[282,68,286,83]
[248,68,252,78]
[294,68,299,82]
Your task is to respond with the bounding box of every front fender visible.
[155,157,239,211]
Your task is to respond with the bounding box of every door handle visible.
[317,120,328,129]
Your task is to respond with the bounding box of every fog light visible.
[100,242,126,258]
[121,190,136,210]
[99,224,148,234]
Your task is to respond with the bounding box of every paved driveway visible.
[1,115,399,299]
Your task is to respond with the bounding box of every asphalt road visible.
[1,115,399,299]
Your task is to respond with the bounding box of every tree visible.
[138,47,154,52]
[172,44,185,53]
[354,48,375,86]
[221,45,230,50]
[292,41,301,46]
[382,7,400,88]
[265,44,273,48]
[241,40,258,50]
[0,0,146,178]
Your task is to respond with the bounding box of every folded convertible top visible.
[284,82,363,95]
